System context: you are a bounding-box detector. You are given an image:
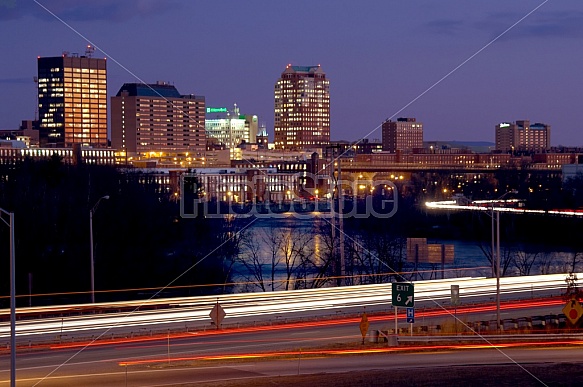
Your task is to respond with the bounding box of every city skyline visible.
[1,1,583,145]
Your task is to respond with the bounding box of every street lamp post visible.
[490,191,516,332]
[1,208,16,387]
[326,145,345,286]
[491,207,501,332]
[496,210,501,332]
[90,195,109,303]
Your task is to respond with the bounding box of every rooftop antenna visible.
[85,44,95,58]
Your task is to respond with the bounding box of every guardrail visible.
[396,333,583,344]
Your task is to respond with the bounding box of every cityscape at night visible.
[2,1,583,386]
[1,1,583,145]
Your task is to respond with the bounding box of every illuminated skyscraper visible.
[274,65,330,150]
[382,118,423,153]
[495,120,550,152]
[111,82,206,156]
[37,49,108,148]
[205,104,258,157]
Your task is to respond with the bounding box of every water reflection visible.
[230,215,582,292]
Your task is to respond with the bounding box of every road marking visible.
[290,331,320,335]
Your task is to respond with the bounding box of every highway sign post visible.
[359,313,369,344]
[451,284,460,334]
[451,285,460,306]
[210,302,226,329]
[392,282,415,335]
[406,307,414,336]
[392,282,414,307]
[406,307,415,323]
[562,298,583,326]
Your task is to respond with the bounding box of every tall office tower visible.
[244,114,259,144]
[111,82,206,156]
[495,120,550,152]
[37,49,107,148]
[382,117,423,153]
[205,104,257,156]
[274,65,330,150]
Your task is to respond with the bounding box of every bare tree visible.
[238,225,320,292]
[262,226,284,291]
[567,251,583,274]
[564,272,583,301]
[277,227,313,290]
[347,230,404,285]
[215,215,246,292]
[513,249,539,276]
[294,230,335,289]
[478,243,514,277]
[312,219,343,286]
[237,235,266,292]
[538,251,556,275]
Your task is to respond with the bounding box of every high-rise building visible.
[205,104,258,159]
[274,65,330,150]
[111,82,206,156]
[495,120,550,152]
[37,50,108,148]
[382,117,423,153]
[244,114,259,144]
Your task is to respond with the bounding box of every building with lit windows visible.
[274,65,330,150]
[193,168,299,202]
[495,120,551,152]
[110,82,206,160]
[0,120,40,148]
[382,118,423,153]
[256,128,269,149]
[0,145,115,165]
[37,49,107,148]
[205,104,258,159]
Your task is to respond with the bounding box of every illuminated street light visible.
[90,195,109,304]
[490,190,517,332]
[425,190,518,333]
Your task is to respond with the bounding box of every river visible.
[229,215,580,291]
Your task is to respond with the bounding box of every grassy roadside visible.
[177,363,583,387]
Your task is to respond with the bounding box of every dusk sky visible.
[1,0,583,145]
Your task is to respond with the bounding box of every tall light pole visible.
[496,210,501,332]
[90,195,109,303]
[491,206,501,332]
[426,192,513,333]
[327,145,345,286]
[490,190,516,333]
[1,208,16,387]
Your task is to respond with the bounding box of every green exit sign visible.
[392,282,414,307]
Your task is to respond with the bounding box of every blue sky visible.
[1,0,583,145]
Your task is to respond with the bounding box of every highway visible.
[0,273,581,386]
[2,319,583,386]
[0,273,574,345]
[426,198,583,217]
[6,348,583,386]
